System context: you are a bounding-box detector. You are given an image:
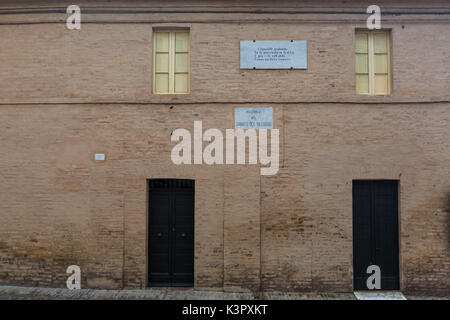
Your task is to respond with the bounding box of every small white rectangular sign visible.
[240,40,307,69]
[235,107,273,129]
[94,153,105,161]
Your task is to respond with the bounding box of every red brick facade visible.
[0,0,448,294]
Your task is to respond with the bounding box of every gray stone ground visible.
[0,286,447,300]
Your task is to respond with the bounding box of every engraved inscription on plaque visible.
[235,107,273,129]
[240,40,307,69]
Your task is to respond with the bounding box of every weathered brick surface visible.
[262,103,449,293]
[0,102,448,293]
[0,0,448,293]
[0,2,449,104]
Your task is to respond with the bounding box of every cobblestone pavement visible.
[0,286,447,300]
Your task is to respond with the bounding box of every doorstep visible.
[354,291,407,300]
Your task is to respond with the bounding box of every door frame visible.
[351,179,401,291]
[146,178,195,287]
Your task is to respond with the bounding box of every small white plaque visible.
[94,153,105,161]
[235,107,273,129]
[240,40,307,69]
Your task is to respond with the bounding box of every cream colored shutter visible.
[154,32,170,94]
[174,32,189,93]
[373,32,390,94]
[154,30,189,94]
[355,32,369,94]
[355,31,390,95]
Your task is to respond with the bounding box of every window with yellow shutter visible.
[153,30,190,94]
[355,30,391,95]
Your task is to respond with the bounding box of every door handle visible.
[157,232,162,237]
[181,233,186,237]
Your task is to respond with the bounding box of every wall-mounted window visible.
[355,30,391,95]
[153,30,190,94]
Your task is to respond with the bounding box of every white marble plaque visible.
[94,153,105,161]
[235,107,273,129]
[240,40,307,69]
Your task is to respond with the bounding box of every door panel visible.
[148,192,171,285]
[353,180,399,290]
[373,181,399,289]
[353,181,373,289]
[148,179,194,287]
[172,192,194,285]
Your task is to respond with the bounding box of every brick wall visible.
[0,0,448,293]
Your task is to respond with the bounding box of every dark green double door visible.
[353,180,399,290]
[148,179,194,287]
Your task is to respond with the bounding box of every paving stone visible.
[0,285,447,300]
